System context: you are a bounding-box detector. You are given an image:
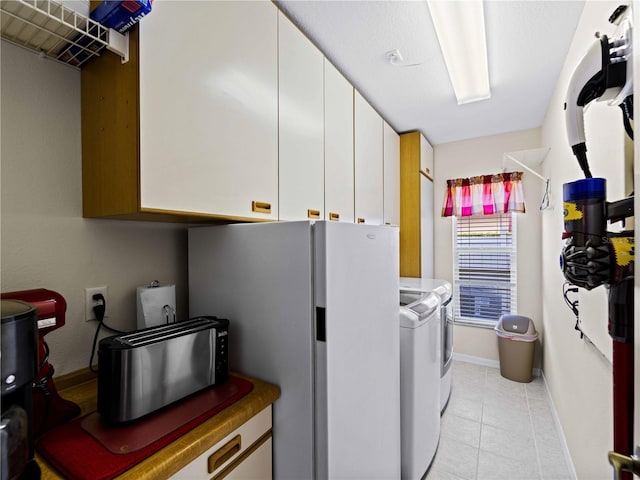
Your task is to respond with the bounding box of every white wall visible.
[433,128,543,365]
[1,41,189,376]
[540,2,629,478]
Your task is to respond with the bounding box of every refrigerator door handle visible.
[316,307,326,342]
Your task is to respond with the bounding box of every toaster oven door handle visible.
[208,434,242,473]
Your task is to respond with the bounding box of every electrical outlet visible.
[85,286,108,321]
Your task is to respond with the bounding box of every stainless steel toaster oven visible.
[97,316,228,423]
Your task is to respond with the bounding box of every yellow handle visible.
[357,218,365,224]
[329,212,340,221]
[308,209,321,219]
[608,451,640,480]
[208,435,241,473]
[252,201,272,214]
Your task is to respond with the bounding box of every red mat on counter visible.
[36,376,253,480]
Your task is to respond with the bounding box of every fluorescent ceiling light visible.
[427,0,490,105]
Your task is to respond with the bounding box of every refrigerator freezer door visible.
[314,222,401,479]
[189,222,315,480]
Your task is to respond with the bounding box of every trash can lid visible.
[495,314,537,341]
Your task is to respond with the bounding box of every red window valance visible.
[442,171,525,217]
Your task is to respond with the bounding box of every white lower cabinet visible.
[170,407,272,480]
[223,438,272,480]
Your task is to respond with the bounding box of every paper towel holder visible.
[136,281,177,329]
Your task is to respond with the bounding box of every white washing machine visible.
[400,277,453,414]
[399,290,441,480]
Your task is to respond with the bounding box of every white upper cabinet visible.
[324,60,354,223]
[138,1,279,219]
[354,91,384,225]
[420,133,434,179]
[83,2,398,225]
[278,13,325,221]
[383,121,400,226]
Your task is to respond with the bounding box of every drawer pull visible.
[252,201,272,214]
[208,434,241,473]
[308,209,321,219]
[357,218,366,224]
[329,212,340,221]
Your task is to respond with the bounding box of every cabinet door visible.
[383,121,400,226]
[278,13,324,221]
[170,407,272,479]
[421,176,434,278]
[420,133,434,179]
[224,438,272,480]
[138,2,278,219]
[324,60,354,223]
[354,91,383,225]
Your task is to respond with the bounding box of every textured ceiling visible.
[276,0,586,145]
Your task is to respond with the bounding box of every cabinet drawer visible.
[170,407,272,479]
[214,437,272,480]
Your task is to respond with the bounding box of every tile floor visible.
[424,360,574,480]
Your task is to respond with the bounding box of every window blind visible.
[453,213,517,327]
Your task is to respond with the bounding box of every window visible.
[453,213,517,327]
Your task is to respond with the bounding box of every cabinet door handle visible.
[307,209,321,219]
[357,218,365,224]
[329,212,340,221]
[208,434,242,473]
[252,201,272,214]
[420,169,433,180]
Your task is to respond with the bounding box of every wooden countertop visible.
[37,371,280,479]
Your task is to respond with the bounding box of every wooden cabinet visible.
[354,91,384,225]
[278,13,324,221]
[82,2,279,221]
[170,407,273,480]
[82,3,397,225]
[324,60,354,223]
[400,131,434,277]
[383,121,400,226]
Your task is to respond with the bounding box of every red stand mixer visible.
[1,289,81,436]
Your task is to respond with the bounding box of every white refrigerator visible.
[188,221,400,480]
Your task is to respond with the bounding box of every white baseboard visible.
[452,353,576,478]
[453,352,543,377]
[452,352,500,369]
[540,370,578,480]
